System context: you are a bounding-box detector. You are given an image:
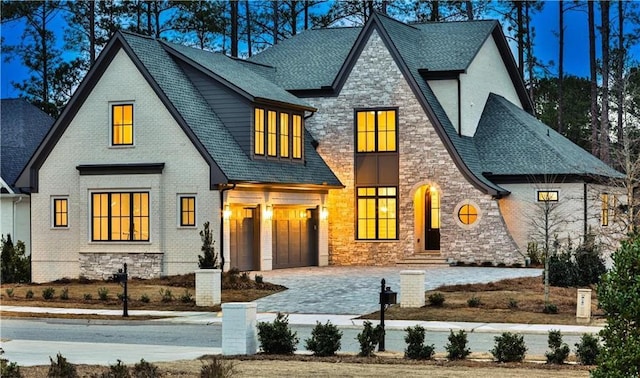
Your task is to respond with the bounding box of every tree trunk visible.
[41,1,48,105]
[558,0,564,133]
[517,1,524,80]
[146,1,152,36]
[89,0,95,65]
[431,1,440,21]
[589,1,599,157]
[465,1,474,20]
[231,0,238,57]
[272,1,278,45]
[616,0,625,145]
[600,0,611,164]
[304,0,309,29]
[525,1,535,108]
[245,1,252,57]
[291,0,297,36]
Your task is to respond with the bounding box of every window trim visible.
[178,195,197,228]
[601,193,609,227]
[91,191,150,242]
[354,108,398,154]
[110,102,135,147]
[253,106,304,162]
[51,196,69,229]
[454,200,481,229]
[355,186,399,241]
[537,190,559,202]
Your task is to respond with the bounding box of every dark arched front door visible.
[424,187,440,251]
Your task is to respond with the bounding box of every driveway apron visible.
[252,266,542,315]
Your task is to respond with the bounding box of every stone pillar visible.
[222,302,258,355]
[400,270,425,308]
[576,289,592,323]
[195,269,221,306]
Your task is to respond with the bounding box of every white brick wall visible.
[195,269,222,306]
[222,302,258,355]
[400,270,425,308]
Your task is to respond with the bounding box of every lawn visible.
[362,275,603,325]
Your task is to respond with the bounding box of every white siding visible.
[0,194,31,255]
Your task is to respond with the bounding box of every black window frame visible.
[179,195,196,227]
[253,106,304,162]
[52,197,69,228]
[111,103,134,146]
[91,191,150,242]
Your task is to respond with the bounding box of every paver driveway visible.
[253,266,542,315]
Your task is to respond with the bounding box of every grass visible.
[362,275,604,325]
[0,272,286,315]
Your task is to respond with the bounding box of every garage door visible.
[229,206,258,271]
[272,207,318,269]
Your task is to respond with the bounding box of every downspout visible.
[457,75,462,136]
[219,183,236,272]
[583,182,588,243]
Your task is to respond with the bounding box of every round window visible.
[458,204,478,225]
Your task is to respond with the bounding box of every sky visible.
[1,1,638,100]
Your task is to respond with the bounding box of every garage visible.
[228,206,258,271]
[272,206,318,269]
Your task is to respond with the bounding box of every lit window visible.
[92,192,149,241]
[356,109,396,153]
[254,107,303,160]
[537,190,558,202]
[357,187,397,240]
[112,104,133,145]
[458,204,478,225]
[180,196,196,227]
[254,108,265,155]
[267,110,277,156]
[52,198,68,227]
[280,113,289,157]
[292,115,302,159]
[601,193,609,226]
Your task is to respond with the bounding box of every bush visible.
[543,303,558,314]
[0,358,22,378]
[5,288,14,298]
[575,333,600,365]
[545,329,570,364]
[159,288,174,302]
[507,298,518,310]
[1,235,31,284]
[25,289,34,299]
[97,360,130,378]
[60,288,69,300]
[527,242,541,266]
[140,294,150,303]
[200,357,236,378]
[180,289,194,303]
[548,237,606,287]
[591,233,640,378]
[48,353,78,378]
[198,221,219,269]
[132,359,159,378]
[98,287,109,300]
[403,325,435,360]
[548,252,577,287]
[428,292,445,307]
[83,293,93,300]
[305,321,342,357]
[42,287,55,300]
[254,274,263,284]
[446,329,471,360]
[490,332,527,363]
[257,313,298,355]
[357,321,383,357]
[467,296,481,308]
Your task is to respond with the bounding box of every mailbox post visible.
[113,263,128,317]
[378,278,397,352]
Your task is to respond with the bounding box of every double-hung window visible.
[92,192,149,241]
[52,197,68,228]
[355,108,399,240]
[254,107,303,161]
[111,104,133,146]
[179,196,196,227]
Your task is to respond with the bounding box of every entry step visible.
[396,253,449,266]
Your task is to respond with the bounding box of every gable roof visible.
[16,32,342,192]
[1,98,54,193]
[475,93,624,180]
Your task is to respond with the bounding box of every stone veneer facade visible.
[79,252,162,280]
[304,30,523,266]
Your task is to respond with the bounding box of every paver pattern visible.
[253,266,542,314]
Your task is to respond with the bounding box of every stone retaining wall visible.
[79,253,163,279]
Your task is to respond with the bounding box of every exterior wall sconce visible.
[264,204,273,220]
[320,206,328,220]
[222,204,232,219]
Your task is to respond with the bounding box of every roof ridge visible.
[119,30,156,40]
[374,11,419,30]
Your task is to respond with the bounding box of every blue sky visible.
[1,1,638,99]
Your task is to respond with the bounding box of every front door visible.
[425,187,440,251]
[229,207,258,271]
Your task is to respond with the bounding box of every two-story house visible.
[18,13,621,282]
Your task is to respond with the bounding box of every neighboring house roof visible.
[1,98,54,193]
[475,93,624,180]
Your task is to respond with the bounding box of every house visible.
[17,13,622,282]
[1,98,54,256]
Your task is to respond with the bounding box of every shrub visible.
[83,293,93,300]
[527,242,541,266]
[0,358,22,378]
[467,296,481,308]
[140,294,150,303]
[117,293,130,302]
[575,333,600,365]
[254,274,263,284]
[5,288,14,298]
[98,287,109,300]
[42,287,55,300]
[548,236,606,287]
[591,233,640,378]
[543,303,558,314]
[481,261,494,267]
[257,313,298,354]
[198,221,219,269]
[1,235,31,284]
[200,357,236,378]
[48,353,78,378]
[507,298,518,310]
[446,329,471,360]
[490,332,527,363]
[25,289,34,299]
[428,292,445,307]
[132,359,159,378]
[305,321,342,357]
[100,360,130,378]
[548,252,577,287]
[240,272,250,282]
[545,329,570,364]
[404,325,435,360]
[357,321,383,357]
[180,289,194,303]
[159,288,174,302]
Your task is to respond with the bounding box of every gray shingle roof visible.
[1,98,54,192]
[120,32,341,187]
[474,93,623,178]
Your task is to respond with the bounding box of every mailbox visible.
[380,287,397,305]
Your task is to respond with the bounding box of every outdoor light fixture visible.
[320,206,328,220]
[264,204,273,220]
[223,204,232,219]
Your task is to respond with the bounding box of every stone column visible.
[576,289,592,323]
[222,302,258,355]
[400,270,425,308]
[195,268,221,306]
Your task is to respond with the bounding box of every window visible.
[356,109,396,152]
[179,196,196,227]
[601,193,609,226]
[537,190,558,202]
[112,104,133,145]
[458,204,478,225]
[92,192,149,241]
[357,187,397,240]
[254,107,303,160]
[52,197,68,228]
